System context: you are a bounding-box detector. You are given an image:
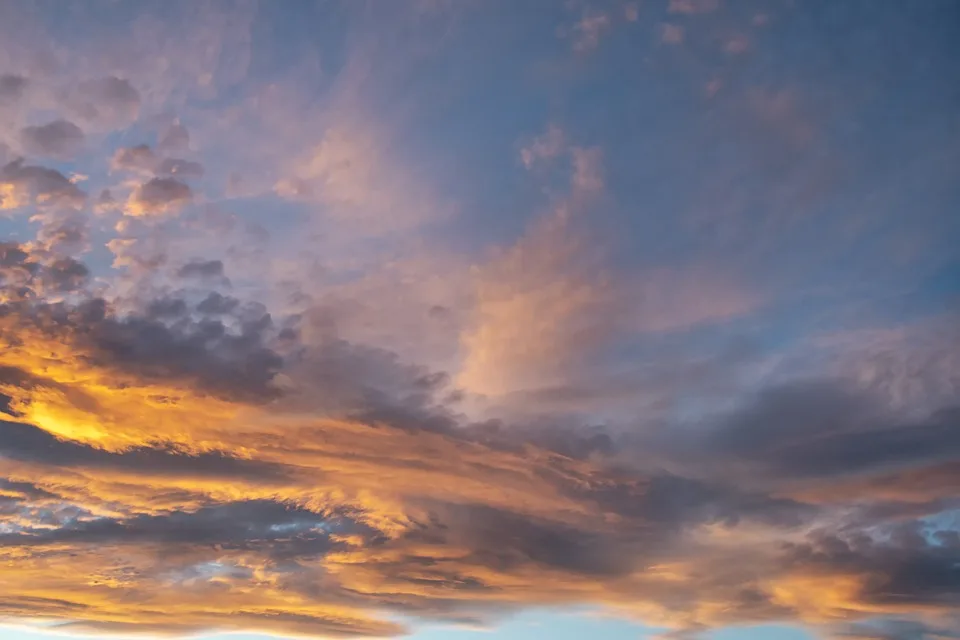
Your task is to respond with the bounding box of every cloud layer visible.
[0,2,958,640]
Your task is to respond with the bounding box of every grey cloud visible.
[0,499,350,554]
[403,503,632,578]
[0,241,33,270]
[281,336,459,433]
[75,76,140,125]
[577,474,816,531]
[0,243,88,293]
[0,419,291,485]
[3,284,283,403]
[197,291,240,315]
[0,74,28,102]
[177,259,225,280]
[111,146,203,180]
[833,617,960,640]
[111,144,157,173]
[784,523,960,610]
[157,157,204,179]
[158,121,190,153]
[129,176,192,214]
[34,214,88,254]
[40,256,89,292]
[670,381,960,483]
[0,159,85,209]
[80,307,283,401]
[20,120,85,159]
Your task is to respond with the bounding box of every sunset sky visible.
[1,1,958,639]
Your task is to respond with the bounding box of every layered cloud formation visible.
[0,2,958,640]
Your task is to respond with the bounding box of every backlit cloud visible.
[0,2,957,640]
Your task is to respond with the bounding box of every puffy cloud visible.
[111,144,158,174]
[19,120,85,159]
[72,76,141,127]
[125,177,192,216]
[0,159,85,210]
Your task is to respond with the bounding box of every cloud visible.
[570,146,604,192]
[831,617,960,640]
[571,12,612,53]
[678,381,960,483]
[157,157,205,179]
[274,124,448,234]
[661,24,685,45]
[2,264,959,638]
[668,0,720,15]
[72,76,141,127]
[457,208,617,396]
[0,4,956,639]
[111,144,158,174]
[125,177,192,216]
[111,145,204,181]
[158,121,190,153]
[19,120,85,159]
[0,159,86,210]
[520,124,566,169]
[177,259,226,281]
[0,74,27,103]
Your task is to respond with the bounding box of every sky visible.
[0,1,958,640]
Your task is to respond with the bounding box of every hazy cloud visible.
[20,120,85,159]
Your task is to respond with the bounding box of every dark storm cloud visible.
[20,119,85,159]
